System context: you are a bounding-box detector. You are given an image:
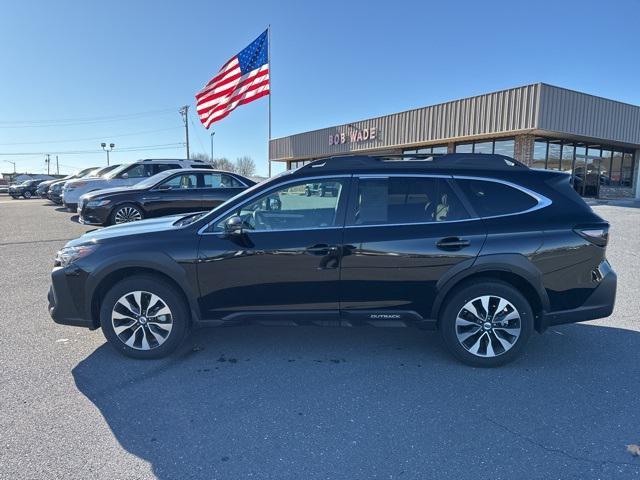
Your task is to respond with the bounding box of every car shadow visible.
[72,324,640,479]
[54,206,70,212]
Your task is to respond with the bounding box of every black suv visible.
[48,154,616,366]
[9,179,46,199]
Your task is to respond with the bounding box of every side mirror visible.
[224,215,244,235]
[120,173,129,179]
[157,184,171,191]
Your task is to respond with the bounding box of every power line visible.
[0,108,179,128]
[0,126,183,146]
[0,143,185,156]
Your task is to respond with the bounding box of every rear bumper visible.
[541,261,617,329]
[48,268,96,329]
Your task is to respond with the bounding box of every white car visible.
[61,158,212,210]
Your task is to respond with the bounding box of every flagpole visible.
[267,24,272,178]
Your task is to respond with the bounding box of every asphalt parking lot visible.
[0,196,639,480]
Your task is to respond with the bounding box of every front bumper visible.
[541,260,617,328]
[48,267,96,329]
[63,202,78,211]
[48,192,63,204]
[78,204,110,225]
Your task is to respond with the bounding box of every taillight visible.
[574,225,609,247]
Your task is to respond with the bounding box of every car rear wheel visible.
[439,280,533,367]
[23,191,32,199]
[110,204,144,225]
[100,275,189,359]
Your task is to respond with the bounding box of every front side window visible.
[158,174,197,190]
[214,179,344,232]
[348,177,469,226]
[122,164,153,179]
[455,179,538,217]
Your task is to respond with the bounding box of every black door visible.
[142,173,202,217]
[196,177,349,323]
[340,175,486,325]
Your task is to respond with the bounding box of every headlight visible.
[54,244,98,267]
[86,199,111,208]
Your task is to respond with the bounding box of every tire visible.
[100,275,190,359]
[10,195,18,199]
[109,203,144,225]
[439,280,533,367]
[23,191,32,199]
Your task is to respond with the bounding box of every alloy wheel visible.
[111,291,173,350]
[23,191,32,199]
[114,206,142,224]
[455,295,521,358]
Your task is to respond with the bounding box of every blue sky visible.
[1,0,638,176]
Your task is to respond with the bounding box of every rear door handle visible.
[305,244,338,256]
[436,237,471,250]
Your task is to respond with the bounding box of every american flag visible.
[196,30,270,128]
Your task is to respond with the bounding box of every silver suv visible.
[61,158,212,210]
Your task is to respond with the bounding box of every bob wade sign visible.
[329,127,378,146]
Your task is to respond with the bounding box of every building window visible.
[561,144,575,174]
[455,143,473,153]
[403,145,447,156]
[547,142,562,170]
[474,141,493,154]
[533,139,548,169]
[611,151,624,185]
[622,153,634,187]
[493,139,515,158]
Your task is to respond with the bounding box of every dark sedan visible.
[9,179,46,199]
[78,168,254,225]
[37,166,103,199]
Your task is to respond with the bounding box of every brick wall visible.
[514,134,535,166]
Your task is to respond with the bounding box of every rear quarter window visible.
[455,179,538,217]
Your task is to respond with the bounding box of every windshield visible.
[133,169,176,189]
[79,167,101,178]
[75,167,97,177]
[93,164,120,177]
[104,163,132,179]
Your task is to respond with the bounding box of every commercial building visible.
[269,83,640,199]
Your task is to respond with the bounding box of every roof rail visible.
[300,153,528,171]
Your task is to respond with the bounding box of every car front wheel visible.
[439,280,533,367]
[23,191,32,199]
[110,204,144,225]
[100,275,189,359]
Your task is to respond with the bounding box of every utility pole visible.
[45,154,50,175]
[4,160,16,174]
[210,131,215,161]
[101,142,115,165]
[179,105,190,159]
[56,155,59,175]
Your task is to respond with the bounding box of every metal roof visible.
[270,83,640,162]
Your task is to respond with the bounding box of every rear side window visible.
[455,179,538,217]
[348,177,469,226]
[154,164,182,174]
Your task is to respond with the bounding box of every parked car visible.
[48,153,616,366]
[9,179,46,199]
[47,166,116,205]
[62,158,213,211]
[304,182,339,197]
[78,168,253,225]
[37,166,103,199]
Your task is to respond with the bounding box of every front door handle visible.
[436,237,471,250]
[305,244,338,256]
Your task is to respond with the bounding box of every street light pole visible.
[210,131,215,160]
[4,160,16,174]
[101,142,115,165]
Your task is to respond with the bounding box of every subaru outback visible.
[48,154,616,366]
